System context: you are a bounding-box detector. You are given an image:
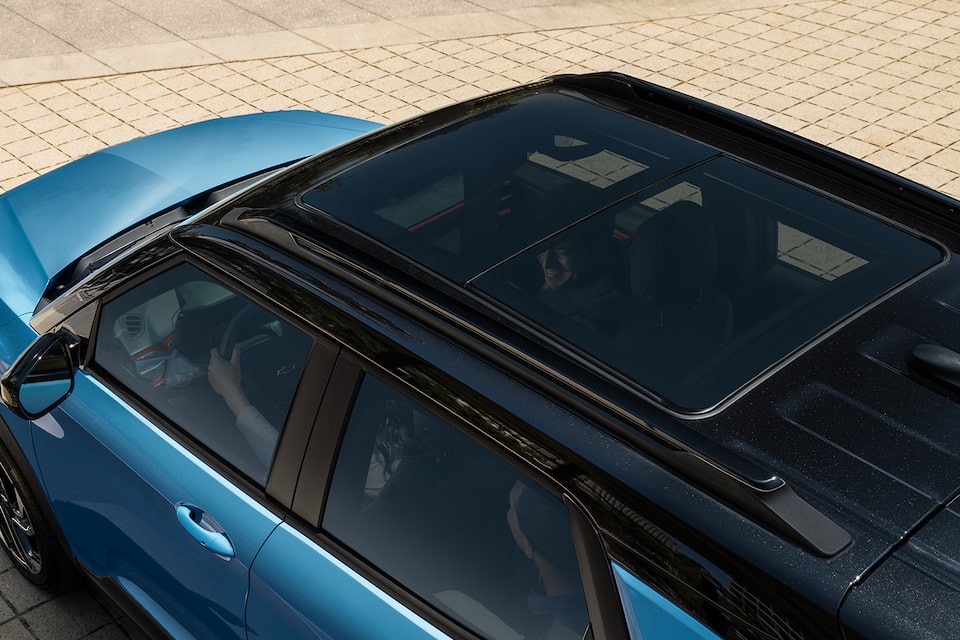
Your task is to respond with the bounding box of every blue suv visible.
[1,73,958,639]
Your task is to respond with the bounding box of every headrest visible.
[630,200,719,300]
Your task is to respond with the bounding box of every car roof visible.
[199,73,960,557]
[276,76,942,415]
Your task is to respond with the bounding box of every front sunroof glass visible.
[473,156,942,411]
[301,89,715,282]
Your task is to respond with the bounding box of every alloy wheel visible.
[0,459,42,575]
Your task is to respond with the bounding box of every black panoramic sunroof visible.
[301,89,716,282]
[301,87,943,413]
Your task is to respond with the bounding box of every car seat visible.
[627,200,733,362]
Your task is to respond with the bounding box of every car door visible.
[246,358,595,640]
[31,259,325,638]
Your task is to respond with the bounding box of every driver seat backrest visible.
[629,200,733,350]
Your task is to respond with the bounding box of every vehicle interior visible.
[95,263,312,483]
[323,375,589,640]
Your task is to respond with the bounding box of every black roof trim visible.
[214,215,852,556]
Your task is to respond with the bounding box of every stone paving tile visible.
[0,562,142,640]
[1,0,174,52]
[1,0,958,198]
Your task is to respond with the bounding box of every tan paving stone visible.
[927,147,960,173]
[206,72,257,93]
[830,135,884,159]
[942,176,960,200]
[22,113,73,137]
[231,62,287,84]
[795,122,846,146]
[864,147,919,174]
[19,146,71,172]
[71,103,119,127]
[51,135,106,159]
[299,92,353,113]
[866,91,918,114]
[268,56,319,74]
[380,103,424,122]
[175,81,227,103]
[94,123,142,146]
[819,111,873,136]
[348,63,392,84]
[888,135,942,161]
[0,0,958,207]
[110,102,157,122]
[127,112,181,134]
[854,123,905,149]
[3,133,53,158]
[842,100,894,124]
[902,162,960,191]
[21,84,70,101]
[926,90,960,112]
[92,41,220,75]
[258,74,306,94]
[195,93,249,114]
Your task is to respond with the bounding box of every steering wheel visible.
[219,303,274,359]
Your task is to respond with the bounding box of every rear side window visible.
[323,375,589,640]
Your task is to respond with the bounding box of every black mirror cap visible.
[1,330,79,420]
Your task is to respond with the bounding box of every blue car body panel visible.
[247,522,450,640]
[32,372,283,638]
[612,563,721,640]
[0,109,381,637]
[0,111,380,326]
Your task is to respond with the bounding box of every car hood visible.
[0,110,381,326]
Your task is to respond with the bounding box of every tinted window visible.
[323,375,589,639]
[474,157,942,410]
[95,263,313,483]
[302,89,715,282]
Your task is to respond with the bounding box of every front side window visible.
[95,262,313,484]
[323,375,589,640]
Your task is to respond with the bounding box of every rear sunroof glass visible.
[474,156,942,410]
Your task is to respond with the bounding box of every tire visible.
[0,441,74,592]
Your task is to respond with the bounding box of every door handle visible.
[176,504,235,558]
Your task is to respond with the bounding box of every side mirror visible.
[0,331,79,420]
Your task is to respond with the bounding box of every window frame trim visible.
[82,252,329,509]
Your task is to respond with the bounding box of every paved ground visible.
[1,0,959,637]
